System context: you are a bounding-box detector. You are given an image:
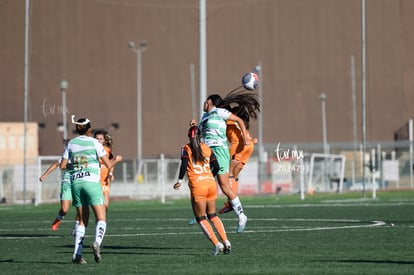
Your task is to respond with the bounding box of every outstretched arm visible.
[228,113,250,145]
[109,155,123,180]
[174,149,189,190]
[101,155,113,170]
[60,159,68,170]
[39,161,60,182]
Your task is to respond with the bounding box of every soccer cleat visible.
[237,213,248,233]
[223,240,231,254]
[219,202,233,214]
[188,217,197,225]
[92,242,101,263]
[51,218,62,231]
[212,242,224,256]
[72,254,87,264]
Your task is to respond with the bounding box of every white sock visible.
[95,220,106,246]
[73,225,86,258]
[72,220,80,236]
[231,196,245,216]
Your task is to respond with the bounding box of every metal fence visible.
[0,141,413,205]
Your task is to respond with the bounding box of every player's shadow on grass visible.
[103,245,185,250]
[0,259,75,265]
[0,233,57,238]
[0,259,15,263]
[57,244,185,250]
[56,244,191,256]
[333,259,414,265]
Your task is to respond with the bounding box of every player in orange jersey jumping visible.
[174,125,231,255]
[219,106,258,214]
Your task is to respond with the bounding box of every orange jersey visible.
[99,146,111,190]
[226,121,254,164]
[183,143,217,202]
[226,121,244,157]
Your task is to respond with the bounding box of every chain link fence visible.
[0,141,413,205]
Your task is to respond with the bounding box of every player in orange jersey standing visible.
[174,125,231,255]
[94,130,122,211]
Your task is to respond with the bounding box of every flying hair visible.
[218,86,261,125]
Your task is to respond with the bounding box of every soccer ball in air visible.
[241,72,259,90]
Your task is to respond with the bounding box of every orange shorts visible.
[229,139,244,158]
[101,183,110,193]
[231,142,254,166]
[189,180,217,202]
[100,166,110,193]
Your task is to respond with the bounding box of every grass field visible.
[1,190,414,274]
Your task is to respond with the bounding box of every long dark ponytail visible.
[218,88,261,128]
[187,125,205,163]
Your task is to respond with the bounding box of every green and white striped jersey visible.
[199,107,231,147]
[62,135,106,184]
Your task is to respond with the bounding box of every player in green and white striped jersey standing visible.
[60,115,113,264]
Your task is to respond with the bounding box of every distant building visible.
[0,123,38,165]
[2,1,414,159]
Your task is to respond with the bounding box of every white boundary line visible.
[0,218,386,240]
[248,202,414,208]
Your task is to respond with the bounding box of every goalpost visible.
[308,153,346,194]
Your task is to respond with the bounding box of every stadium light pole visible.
[254,64,264,193]
[320,93,328,155]
[59,79,69,141]
[199,0,207,120]
[320,93,328,189]
[23,0,31,205]
[361,0,367,196]
[128,40,147,170]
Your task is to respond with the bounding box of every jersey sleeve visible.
[95,141,107,158]
[217,108,231,120]
[178,147,189,180]
[62,145,69,160]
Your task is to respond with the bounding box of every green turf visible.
[1,190,414,274]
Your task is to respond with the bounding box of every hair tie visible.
[188,126,198,139]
